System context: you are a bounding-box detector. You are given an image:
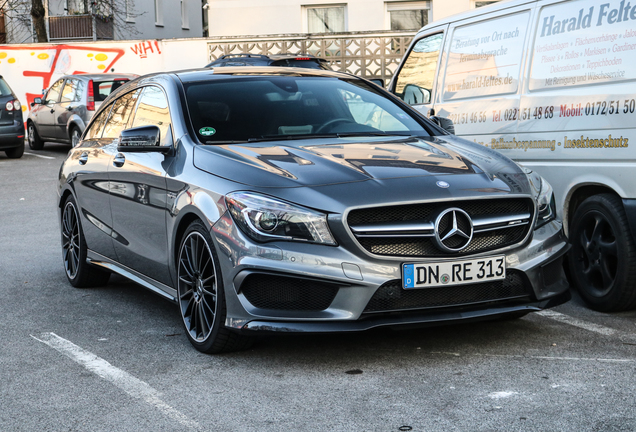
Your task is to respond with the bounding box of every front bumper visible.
[214,214,570,333]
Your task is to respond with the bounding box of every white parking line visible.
[536,310,630,337]
[31,332,200,430]
[23,152,55,159]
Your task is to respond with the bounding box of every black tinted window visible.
[0,78,12,96]
[93,80,129,102]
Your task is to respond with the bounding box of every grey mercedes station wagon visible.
[57,67,570,353]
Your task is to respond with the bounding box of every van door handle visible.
[78,152,88,165]
[113,153,126,168]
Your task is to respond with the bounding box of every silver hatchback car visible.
[57,68,571,354]
[27,73,136,149]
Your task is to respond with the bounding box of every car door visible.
[71,102,119,260]
[56,78,84,140]
[37,78,64,139]
[107,85,174,286]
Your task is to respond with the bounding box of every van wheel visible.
[568,194,636,311]
[28,123,44,150]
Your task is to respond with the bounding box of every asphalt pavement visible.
[1,145,635,432]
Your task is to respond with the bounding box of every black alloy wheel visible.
[61,196,110,288]
[177,220,253,353]
[28,122,44,150]
[568,194,636,311]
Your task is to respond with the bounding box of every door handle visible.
[78,152,88,165]
[66,106,73,111]
[50,108,55,113]
[113,153,126,168]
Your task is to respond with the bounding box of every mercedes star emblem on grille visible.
[434,208,474,252]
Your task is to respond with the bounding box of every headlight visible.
[225,192,337,245]
[525,169,556,229]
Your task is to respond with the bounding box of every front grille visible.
[363,271,531,313]
[240,274,339,311]
[348,198,534,257]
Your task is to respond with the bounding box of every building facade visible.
[1,0,203,44]
[205,0,501,37]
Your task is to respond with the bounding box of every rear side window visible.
[102,90,142,139]
[93,79,129,102]
[529,0,636,91]
[442,11,530,101]
[60,79,84,103]
[394,33,444,104]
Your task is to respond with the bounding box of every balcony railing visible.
[48,15,113,41]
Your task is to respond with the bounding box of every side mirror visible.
[117,125,170,153]
[430,116,455,135]
[369,78,385,88]
[32,97,42,107]
[403,84,431,105]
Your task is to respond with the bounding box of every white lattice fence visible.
[207,31,416,83]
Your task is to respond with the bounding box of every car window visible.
[102,89,142,139]
[84,103,113,140]
[46,79,65,104]
[94,79,130,102]
[131,86,172,144]
[0,78,12,96]
[60,79,84,103]
[184,76,430,143]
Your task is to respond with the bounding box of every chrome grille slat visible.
[347,198,534,257]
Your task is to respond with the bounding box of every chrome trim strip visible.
[351,212,531,238]
[86,250,177,302]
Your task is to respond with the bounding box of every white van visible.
[389,0,636,312]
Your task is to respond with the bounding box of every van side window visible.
[443,11,530,100]
[394,33,444,105]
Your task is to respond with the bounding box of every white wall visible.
[0,38,209,114]
[206,0,491,36]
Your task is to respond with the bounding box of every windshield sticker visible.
[199,127,216,136]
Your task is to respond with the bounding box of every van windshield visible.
[394,33,443,105]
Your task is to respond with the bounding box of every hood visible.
[193,136,529,194]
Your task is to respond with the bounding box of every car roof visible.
[59,73,138,82]
[174,66,355,83]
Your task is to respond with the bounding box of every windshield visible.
[184,76,431,144]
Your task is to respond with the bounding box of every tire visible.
[61,195,111,288]
[5,142,24,159]
[568,194,636,311]
[177,220,253,354]
[70,125,82,147]
[28,122,44,150]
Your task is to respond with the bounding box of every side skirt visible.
[86,250,177,302]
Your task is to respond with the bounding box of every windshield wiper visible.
[335,132,408,138]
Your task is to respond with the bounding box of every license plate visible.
[402,256,506,289]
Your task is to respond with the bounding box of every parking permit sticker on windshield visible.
[199,127,216,136]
